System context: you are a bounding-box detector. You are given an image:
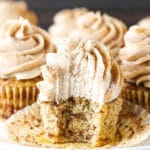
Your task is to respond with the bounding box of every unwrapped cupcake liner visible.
[121,83,150,112]
[4,100,150,149]
[0,82,38,119]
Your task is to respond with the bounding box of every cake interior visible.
[40,97,122,146]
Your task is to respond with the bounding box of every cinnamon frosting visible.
[0,1,38,25]
[49,8,88,46]
[37,39,122,104]
[70,12,127,58]
[0,18,54,80]
[138,16,150,30]
[119,25,150,88]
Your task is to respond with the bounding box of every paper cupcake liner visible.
[121,83,150,112]
[0,78,40,119]
[5,100,150,149]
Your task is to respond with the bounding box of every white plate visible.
[0,120,149,150]
[1,101,150,150]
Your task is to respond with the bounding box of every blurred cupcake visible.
[70,11,127,59]
[138,16,150,30]
[49,10,127,59]
[119,25,150,111]
[49,8,88,45]
[0,17,54,118]
[0,1,38,25]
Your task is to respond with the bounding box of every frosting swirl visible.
[119,25,150,88]
[49,8,88,45]
[0,18,54,80]
[0,1,37,25]
[138,16,150,30]
[71,12,127,58]
[37,39,122,104]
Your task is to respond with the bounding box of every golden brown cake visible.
[37,39,123,146]
[49,10,127,59]
[0,18,54,118]
[0,1,38,25]
[6,103,42,144]
[119,25,150,112]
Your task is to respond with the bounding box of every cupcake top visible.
[0,18,54,80]
[70,12,127,58]
[0,1,38,25]
[138,16,150,30]
[37,39,122,104]
[49,8,88,45]
[119,25,150,88]
[53,7,88,24]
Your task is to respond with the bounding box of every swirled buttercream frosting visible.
[0,18,54,80]
[0,1,37,25]
[49,8,88,46]
[37,39,122,104]
[138,16,150,30]
[71,12,127,58]
[119,25,150,88]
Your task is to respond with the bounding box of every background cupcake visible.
[0,1,38,25]
[0,17,54,119]
[119,25,150,111]
[49,9,127,59]
[49,8,88,46]
[70,11,127,59]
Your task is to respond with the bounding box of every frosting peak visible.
[0,1,37,25]
[49,8,88,45]
[138,16,150,30]
[37,39,122,104]
[119,25,150,88]
[0,18,54,80]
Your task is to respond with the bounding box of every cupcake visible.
[49,10,127,59]
[119,25,150,112]
[49,8,88,46]
[37,39,123,146]
[70,11,127,59]
[0,1,38,25]
[0,17,54,118]
[138,16,150,30]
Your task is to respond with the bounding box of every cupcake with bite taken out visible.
[37,39,123,146]
[0,17,54,119]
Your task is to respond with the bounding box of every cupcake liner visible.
[0,79,39,119]
[4,100,150,149]
[121,83,150,112]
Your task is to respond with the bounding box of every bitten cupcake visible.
[0,1,38,25]
[0,17,54,118]
[37,39,123,146]
[49,8,88,46]
[119,25,150,111]
[70,11,127,59]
